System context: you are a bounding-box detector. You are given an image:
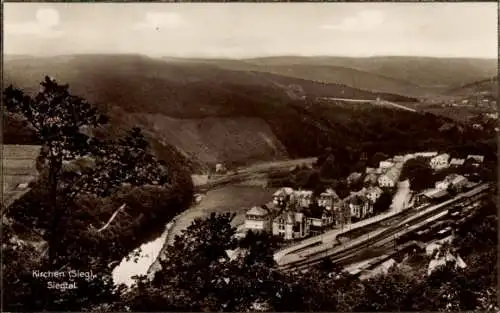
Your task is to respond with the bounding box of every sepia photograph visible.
[2,2,498,312]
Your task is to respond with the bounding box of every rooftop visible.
[422,188,448,199]
[246,206,269,216]
[449,158,465,166]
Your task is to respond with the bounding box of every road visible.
[319,97,416,112]
[274,181,414,263]
[194,157,317,193]
[278,183,490,271]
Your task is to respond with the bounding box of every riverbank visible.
[147,185,277,277]
[112,218,177,287]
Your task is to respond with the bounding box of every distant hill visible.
[161,57,427,98]
[244,56,497,92]
[446,76,498,97]
[4,54,495,173]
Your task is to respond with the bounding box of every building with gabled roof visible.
[466,155,485,163]
[378,167,400,188]
[294,190,314,208]
[365,186,383,203]
[272,211,310,240]
[317,188,341,211]
[344,193,373,220]
[449,158,465,167]
[272,187,295,206]
[245,206,272,232]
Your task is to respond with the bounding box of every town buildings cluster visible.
[243,151,485,241]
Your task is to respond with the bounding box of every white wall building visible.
[379,161,395,169]
[430,153,450,170]
[378,168,400,188]
[244,206,271,232]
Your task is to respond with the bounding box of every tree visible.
[319,154,338,180]
[373,190,393,214]
[369,152,389,167]
[125,213,287,312]
[3,77,173,311]
[400,157,434,192]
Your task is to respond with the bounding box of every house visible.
[346,194,373,220]
[466,155,484,164]
[429,153,450,170]
[244,206,272,232]
[450,175,468,192]
[365,167,376,174]
[294,190,314,208]
[272,211,310,240]
[317,188,341,210]
[415,151,438,158]
[334,205,352,227]
[435,179,450,190]
[449,158,465,167]
[435,173,466,190]
[347,172,363,185]
[485,112,498,119]
[365,186,383,203]
[379,161,394,170]
[306,209,334,234]
[427,250,467,276]
[272,187,295,206]
[417,188,449,204]
[378,167,400,188]
[215,163,227,174]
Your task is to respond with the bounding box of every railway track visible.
[279,183,490,272]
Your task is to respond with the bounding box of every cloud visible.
[321,10,385,32]
[5,8,64,38]
[133,12,186,31]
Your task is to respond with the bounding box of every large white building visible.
[430,153,450,170]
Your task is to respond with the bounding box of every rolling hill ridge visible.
[4,54,496,173]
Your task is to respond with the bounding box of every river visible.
[111,220,175,287]
[112,184,276,287]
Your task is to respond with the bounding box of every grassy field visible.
[167,185,277,245]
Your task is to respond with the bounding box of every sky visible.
[4,3,498,59]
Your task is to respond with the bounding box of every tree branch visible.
[89,203,127,233]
